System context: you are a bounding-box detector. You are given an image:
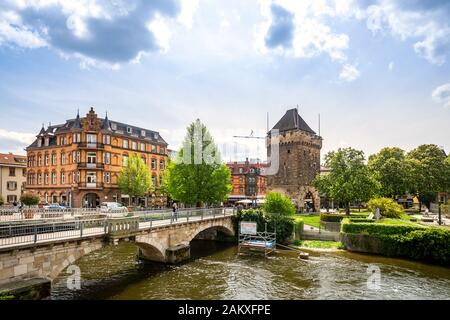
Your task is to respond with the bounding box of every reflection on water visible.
[51,241,450,300]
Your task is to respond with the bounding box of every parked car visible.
[43,203,68,210]
[100,202,128,217]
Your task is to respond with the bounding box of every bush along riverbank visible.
[341,218,450,266]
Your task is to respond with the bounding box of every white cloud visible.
[364,1,450,65]
[339,63,360,82]
[432,83,450,109]
[388,61,394,71]
[0,129,35,145]
[177,0,199,29]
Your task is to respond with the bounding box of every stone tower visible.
[266,108,322,212]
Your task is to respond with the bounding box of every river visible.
[51,241,450,300]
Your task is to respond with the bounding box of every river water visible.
[51,241,450,300]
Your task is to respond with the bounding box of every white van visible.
[101,202,128,216]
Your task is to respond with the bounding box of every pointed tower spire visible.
[38,123,46,136]
[72,108,81,129]
[102,110,111,131]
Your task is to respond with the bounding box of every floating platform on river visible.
[238,231,276,257]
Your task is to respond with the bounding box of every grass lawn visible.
[295,215,320,228]
[294,240,343,249]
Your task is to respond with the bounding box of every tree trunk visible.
[346,202,350,215]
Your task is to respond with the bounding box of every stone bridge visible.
[0,208,235,286]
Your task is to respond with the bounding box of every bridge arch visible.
[135,238,166,263]
[187,223,235,243]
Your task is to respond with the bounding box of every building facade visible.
[266,108,322,212]
[25,108,169,208]
[227,159,267,203]
[0,153,27,205]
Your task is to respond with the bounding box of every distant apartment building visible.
[0,153,27,204]
[227,159,267,203]
[25,108,169,208]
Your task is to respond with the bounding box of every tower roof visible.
[102,111,111,131]
[271,108,316,134]
[72,109,81,129]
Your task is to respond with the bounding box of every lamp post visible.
[438,200,442,226]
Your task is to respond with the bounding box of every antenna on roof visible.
[318,113,321,137]
[267,112,269,133]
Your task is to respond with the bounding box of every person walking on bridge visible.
[172,202,178,222]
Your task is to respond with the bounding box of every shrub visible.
[367,197,404,218]
[20,193,40,206]
[341,219,425,236]
[233,208,294,244]
[262,192,296,217]
[348,218,375,223]
[0,196,4,206]
[320,213,346,222]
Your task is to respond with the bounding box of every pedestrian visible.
[172,202,178,222]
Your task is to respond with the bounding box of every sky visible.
[0,0,449,162]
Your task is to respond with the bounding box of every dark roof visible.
[271,108,316,134]
[27,111,167,149]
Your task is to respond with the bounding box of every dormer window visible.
[141,130,146,137]
[127,127,132,134]
[111,123,117,130]
[154,133,159,140]
[44,137,49,146]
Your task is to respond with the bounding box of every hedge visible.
[294,219,304,240]
[341,219,426,236]
[348,218,375,223]
[320,213,346,222]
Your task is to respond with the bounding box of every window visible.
[103,152,111,164]
[87,134,97,143]
[159,175,163,186]
[38,173,42,185]
[103,135,111,145]
[52,172,57,184]
[123,140,129,149]
[37,139,42,147]
[44,137,49,146]
[9,168,15,176]
[87,172,97,184]
[7,195,17,203]
[140,143,145,152]
[151,158,157,170]
[104,172,111,184]
[45,154,49,166]
[61,153,66,165]
[52,153,57,166]
[38,156,42,166]
[76,151,81,163]
[44,172,49,185]
[73,133,81,143]
[152,175,156,186]
[159,160,165,170]
[131,141,137,150]
[61,172,65,185]
[62,136,67,145]
[7,182,17,191]
[141,130,146,137]
[151,145,156,153]
[73,171,80,183]
[111,123,117,130]
[127,127,132,134]
[87,152,97,164]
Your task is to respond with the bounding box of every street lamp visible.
[438,200,442,226]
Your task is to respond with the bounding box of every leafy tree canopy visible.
[118,153,153,205]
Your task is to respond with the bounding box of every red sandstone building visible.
[227,159,267,204]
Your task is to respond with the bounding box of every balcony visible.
[77,162,105,170]
[77,142,104,149]
[77,182,104,189]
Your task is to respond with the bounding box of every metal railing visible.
[0,207,236,249]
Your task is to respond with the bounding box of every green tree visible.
[368,147,412,198]
[367,197,404,218]
[313,147,380,215]
[406,144,448,209]
[164,119,232,207]
[20,193,39,206]
[262,192,296,216]
[118,153,153,206]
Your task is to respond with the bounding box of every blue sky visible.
[0,0,449,161]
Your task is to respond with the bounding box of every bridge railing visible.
[0,207,236,249]
[0,218,108,249]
